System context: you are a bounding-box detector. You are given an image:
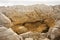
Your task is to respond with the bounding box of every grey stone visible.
[47,21,60,40]
[25,38,33,40]
[39,38,49,40]
[0,13,12,28]
[0,26,20,40]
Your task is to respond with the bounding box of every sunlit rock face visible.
[0,26,20,40]
[0,4,55,34]
[19,31,49,40]
[11,26,28,34]
[52,5,60,21]
[0,13,12,28]
[47,20,60,40]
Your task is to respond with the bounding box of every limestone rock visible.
[0,13,12,28]
[0,26,20,40]
[1,4,55,25]
[52,5,60,20]
[11,26,28,34]
[25,38,33,40]
[47,20,60,40]
[19,31,48,40]
[0,4,55,33]
[39,38,50,40]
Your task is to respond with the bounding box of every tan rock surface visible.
[0,4,55,34]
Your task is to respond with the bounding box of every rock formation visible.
[0,13,12,28]
[0,26,20,40]
[0,4,55,34]
[0,4,60,40]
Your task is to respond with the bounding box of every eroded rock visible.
[47,20,60,40]
[0,13,12,28]
[0,4,55,34]
[0,26,20,40]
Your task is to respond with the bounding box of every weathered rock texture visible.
[0,13,12,28]
[0,4,60,40]
[47,20,60,40]
[0,4,55,34]
[0,26,20,40]
[19,31,49,40]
